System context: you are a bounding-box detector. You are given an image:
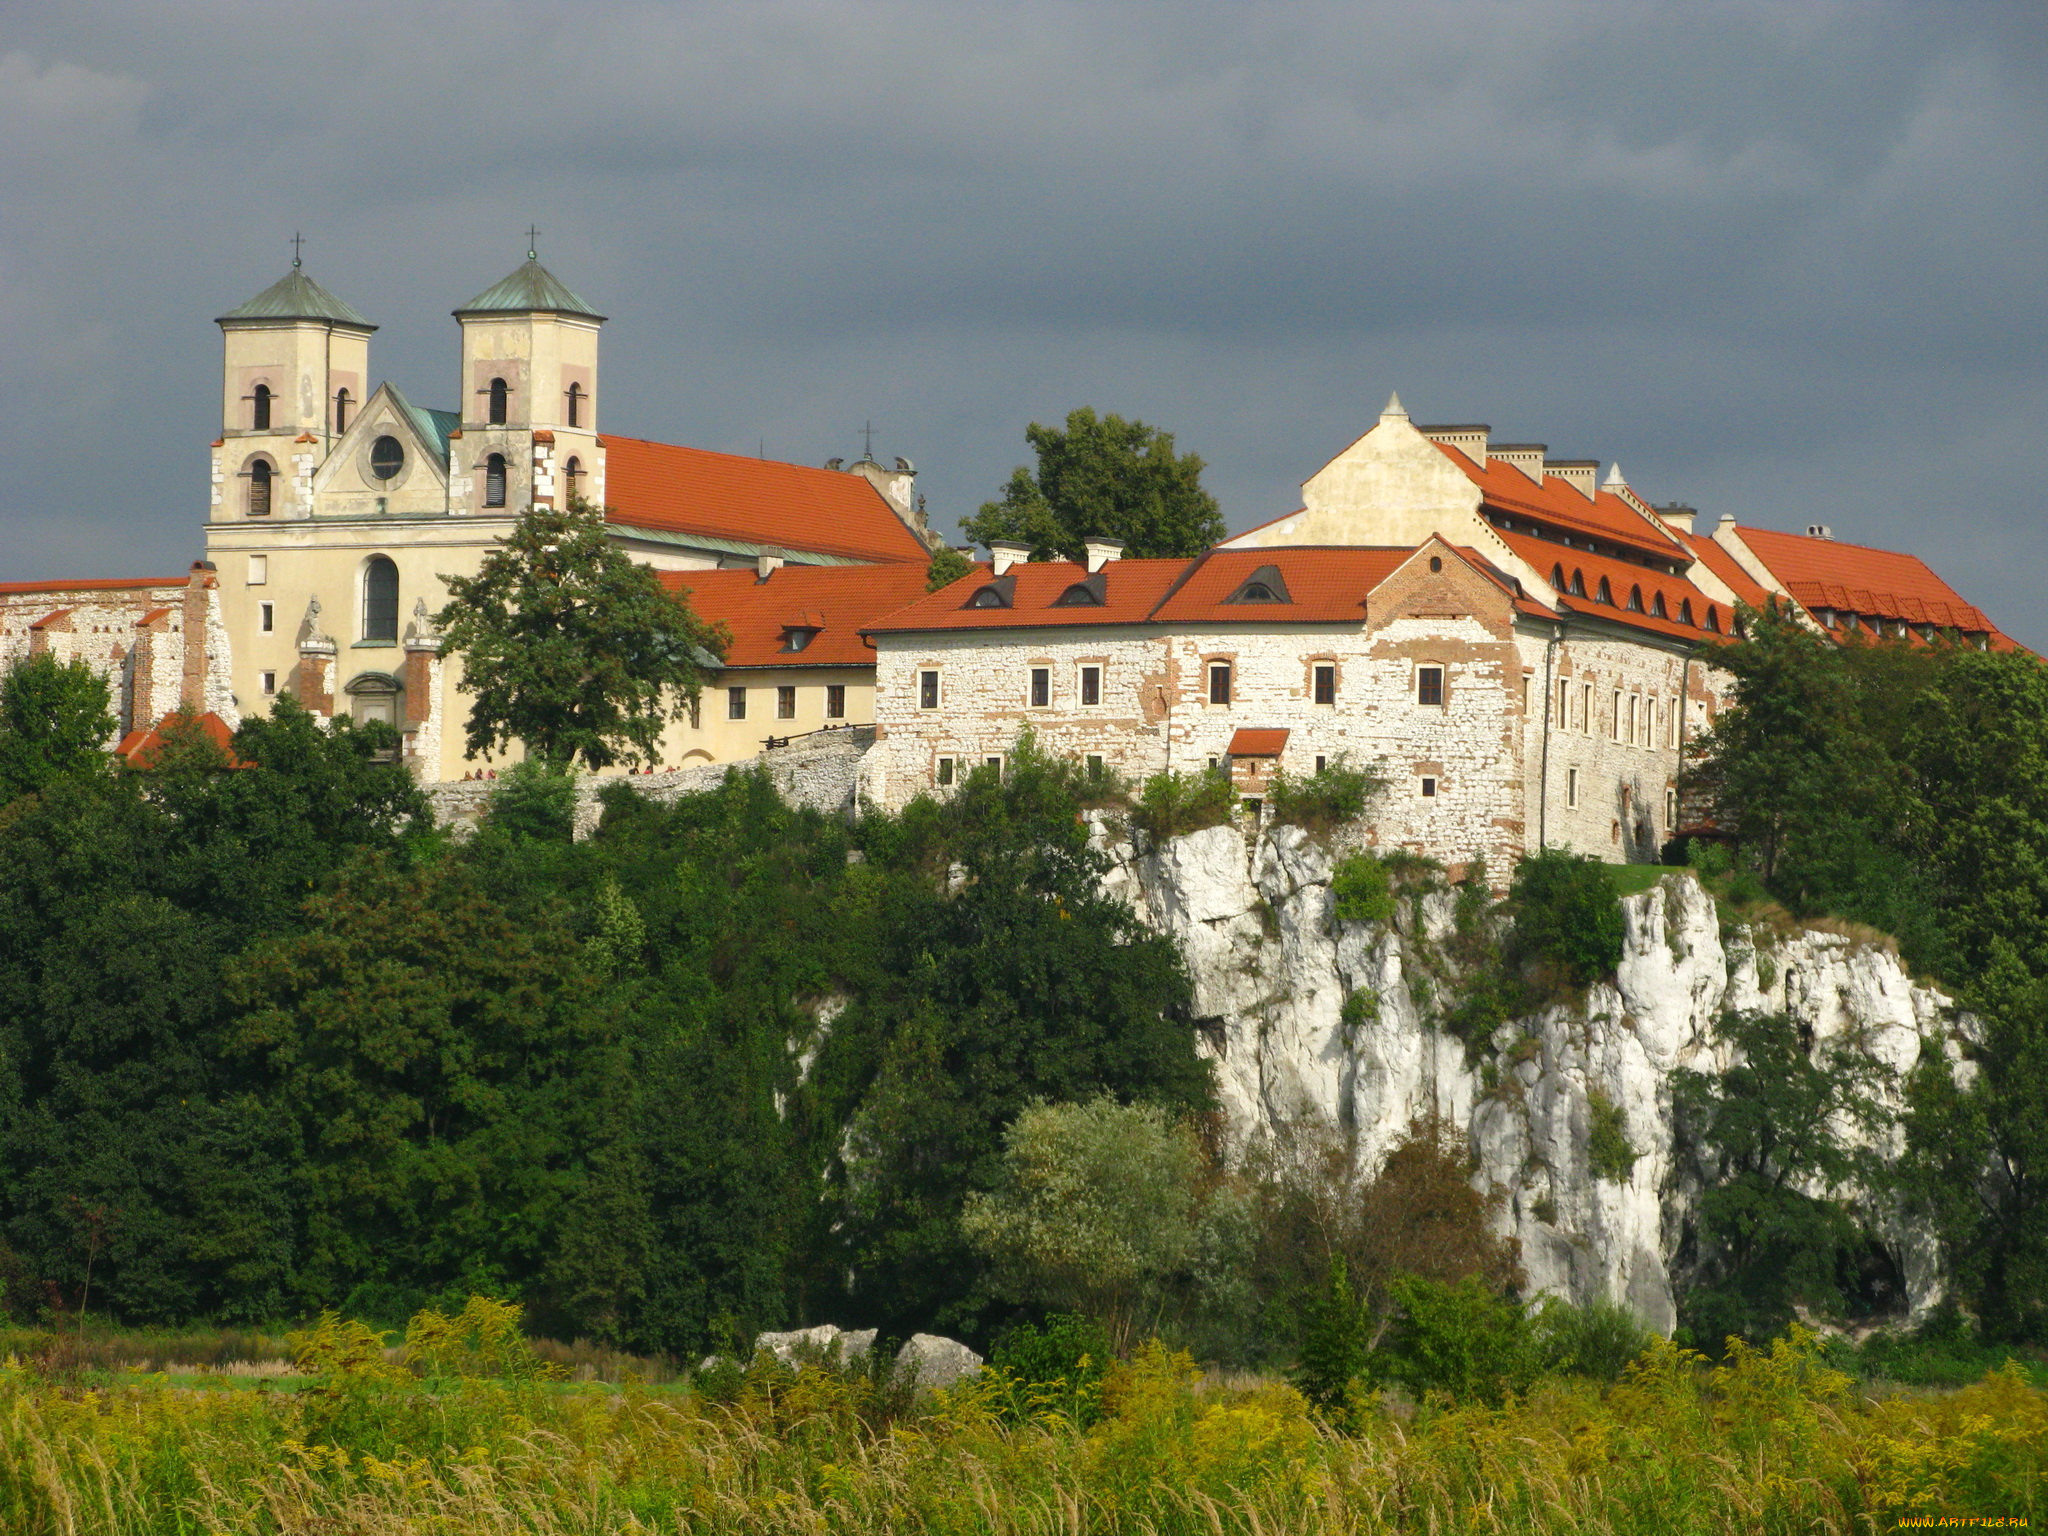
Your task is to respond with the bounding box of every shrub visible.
[1535,1296,1656,1380]
[1330,852,1395,924]
[1586,1089,1639,1182]
[1289,1257,1371,1418]
[1267,755,1384,834]
[482,756,579,841]
[1509,849,1627,986]
[1378,1273,1541,1405]
[988,1313,1113,1427]
[1128,766,1235,842]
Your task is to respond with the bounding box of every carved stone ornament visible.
[403,597,443,651]
[296,596,336,653]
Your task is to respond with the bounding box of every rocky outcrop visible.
[896,1333,984,1388]
[1106,818,1960,1334]
[755,1323,877,1365]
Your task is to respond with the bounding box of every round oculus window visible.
[369,436,405,481]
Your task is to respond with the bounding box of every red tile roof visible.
[1150,548,1411,624]
[117,712,246,769]
[603,436,929,565]
[863,558,1194,633]
[659,562,934,668]
[1497,528,1732,642]
[1229,728,1290,756]
[0,576,185,596]
[1736,526,2001,636]
[1676,530,1777,609]
[1436,444,1685,559]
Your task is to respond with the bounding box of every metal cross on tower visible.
[525,225,540,259]
[860,420,877,459]
[291,232,305,267]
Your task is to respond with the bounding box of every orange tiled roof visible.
[0,576,185,596]
[1675,530,1777,609]
[603,436,929,565]
[1496,528,1734,642]
[1229,728,1290,756]
[117,711,246,769]
[1437,444,1685,559]
[660,562,934,668]
[864,558,1195,633]
[1736,526,2000,636]
[1150,548,1412,624]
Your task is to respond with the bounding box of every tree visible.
[1508,850,1626,987]
[962,407,1224,562]
[436,500,727,769]
[0,654,114,803]
[961,1096,1213,1350]
[926,545,975,592]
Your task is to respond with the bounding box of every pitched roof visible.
[604,436,930,565]
[1150,548,1413,624]
[454,257,605,321]
[385,387,459,462]
[1676,529,1777,608]
[863,557,1194,633]
[218,267,375,329]
[0,576,185,596]
[1497,528,1733,641]
[1438,443,1685,559]
[1735,526,2000,634]
[1229,728,1290,756]
[116,712,246,769]
[659,562,933,668]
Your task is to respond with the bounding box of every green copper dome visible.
[454,257,605,321]
[217,267,375,329]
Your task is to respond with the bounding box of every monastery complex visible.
[0,254,2016,868]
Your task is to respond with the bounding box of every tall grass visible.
[0,1326,2039,1533]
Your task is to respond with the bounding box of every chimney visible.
[755,552,784,581]
[1806,524,1833,540]
[1546,459,1598,499]
[1654,502,1697,536]
[1489,443,1547,484]
[987,540,1030,576]
[1420,424,1490,468]
[1082,536,1125,573]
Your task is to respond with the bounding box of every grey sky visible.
[3,1,2044,642]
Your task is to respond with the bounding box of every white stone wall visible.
[0,579,231,741]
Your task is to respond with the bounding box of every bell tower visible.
[451,238,606,518]
[213,244,375,522]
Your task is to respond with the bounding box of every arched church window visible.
[566,383,584,429]
[370,436,404,482]
[564,456,583,504]
[335,388,352,434]
[363,557,399,644]
[484,453,507,508]
[247,459,273,517]
[252,384,272,431]
[488,377,509,426]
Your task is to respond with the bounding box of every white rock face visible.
[754,1324,877,1365]
[896,1332,984,1388]
[1110,818,1961,1333]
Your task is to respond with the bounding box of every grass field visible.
[1,1304,2041,1534]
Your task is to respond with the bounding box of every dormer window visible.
[1680,598,1695,626]
[781,627,818,653]
[1627,585,1644,613]
[488,377,509,426]
[965,576,1015,609]
[1652,591,1668,619]
[1223,564,1292,604]
[1596,577,1614,605]
[1053,572,1107,606]
[1570,569,1586,598]
[1706,605,1721,633]
[1551,563,1566,591]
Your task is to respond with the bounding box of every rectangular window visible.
[1315,755,1327,774]
[260,670,276,697]
[936,756,955,786]
[1671,697,1682,749]
[727,687,747,721]
[1086,754,1105,780]
[1417,666,1444,706]
[1612,690,1624,741]
[825,684,846,720]
[985,755,1003,778]
[1557,677,1570,728]
[1030,667,1050,707]
[1666,787,1678,828]
[1627,694,1638,745]
[1080,665,1101,706]
[919,670,940,710]
[1580,683,1592,733]
[1208,663,1231,705]
[777,685,796,720]
[1567,767,1579,807]
[1420,776,1438,798]
[1313,663,1336,705]
[247,554,268,585]
[259,600,274,634]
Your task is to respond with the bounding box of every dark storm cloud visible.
[2,1,2044,640]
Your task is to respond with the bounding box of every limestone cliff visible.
[1102,819,1962,1334]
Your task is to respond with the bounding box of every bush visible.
[1289,1257,1371,1418]
[1587,1089,1639,1182]
[1534,1297,1656,1380]
[1509,849,1627,986]
[1268,755,1384,834]
[1330,852,1396,925]
[1377,1274,1540,1405]
[1128,766,1235,842]
[482,757,579,841]
[988,1313,1113,1427]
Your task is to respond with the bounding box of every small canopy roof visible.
[217,267,375,329]
[454,256,605,321]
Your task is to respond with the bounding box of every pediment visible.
[1286,416,1486,547]
[312,383,450,506]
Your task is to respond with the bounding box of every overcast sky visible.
[4,1,2044,642]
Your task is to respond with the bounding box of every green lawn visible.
[1604,862,1675,897]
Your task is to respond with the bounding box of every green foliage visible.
[988,1312,1113,1427]
[1267,756,1384,835]
[1289,1257,1370,1417]
[1674,1011,1888,1349]
[1508,849,1626,987]
[0,654,114,803]
[1128,765,1235,842]
[962,407,1225,562]
[924,545,975,591]
[1329,852,1395,925]
[1378,1274,1541,1406]
[436,499,728,769]
[482,757,580,842]
[1586,1089,1638,1182]
[1533,1297,1655,1381]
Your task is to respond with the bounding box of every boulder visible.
[895,1332,983,1388]
[753,1324,876,1365]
